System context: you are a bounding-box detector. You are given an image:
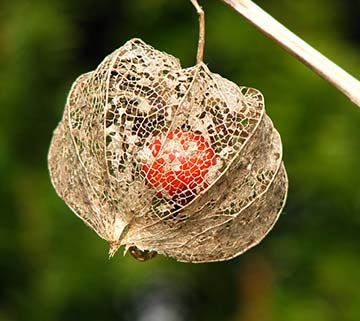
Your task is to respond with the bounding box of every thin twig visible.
[221,0,360,108]
[190,0,205,64]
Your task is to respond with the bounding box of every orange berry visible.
[142,130,216,203]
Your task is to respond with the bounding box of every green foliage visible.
[1,0,359,320]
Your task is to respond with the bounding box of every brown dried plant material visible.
[48,38,288,263]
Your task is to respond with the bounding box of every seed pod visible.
[48,38,288,263]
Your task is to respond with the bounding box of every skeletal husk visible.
[48,38,288,263]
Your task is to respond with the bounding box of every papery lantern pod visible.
[48,38,288,263]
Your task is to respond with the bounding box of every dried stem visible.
[190,0,205,64]
[221,0,360,108]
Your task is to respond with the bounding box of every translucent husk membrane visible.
[48,38,288,263]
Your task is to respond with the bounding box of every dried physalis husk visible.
[48,38,288,263]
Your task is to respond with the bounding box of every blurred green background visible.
[1,0,360,320]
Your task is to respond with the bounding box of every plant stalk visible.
[191,0,205,64]
[221,0,360,108]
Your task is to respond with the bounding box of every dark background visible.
[1,0,360,320]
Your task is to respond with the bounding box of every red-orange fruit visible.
[142,130,217,202]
